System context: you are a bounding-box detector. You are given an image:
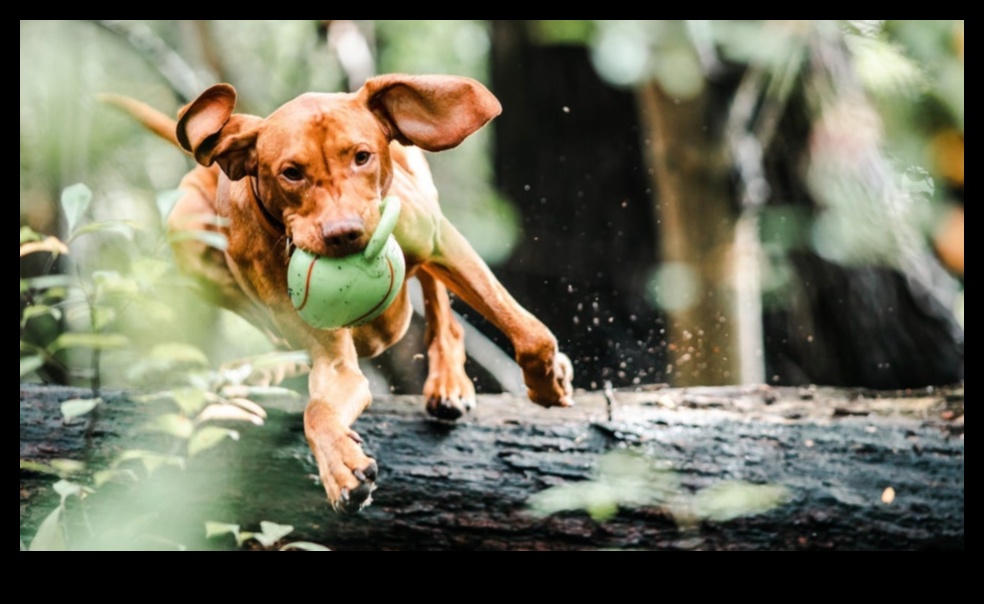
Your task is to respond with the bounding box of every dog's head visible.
[176,75,501,257]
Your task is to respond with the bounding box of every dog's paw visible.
[336,457,378,514]
[423,366,476,421]
[524,350,575,409]
[309,427,378,513]
[425,394,475,420]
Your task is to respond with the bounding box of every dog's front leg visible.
[417,269,475,419]
[303,331,378,512]
[423,218,574,409]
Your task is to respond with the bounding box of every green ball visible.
[287,197,406,330]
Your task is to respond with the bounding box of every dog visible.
[111,74,574,512]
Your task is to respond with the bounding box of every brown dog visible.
[113,75,573,512]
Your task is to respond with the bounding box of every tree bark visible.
[636,80,743,386]
[20,383,963,550]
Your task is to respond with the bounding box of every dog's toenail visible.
[354,469,366,482]
[349,481,373,504]
[348,431,363,445]
[429,399,463,420]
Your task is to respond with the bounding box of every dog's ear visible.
[362,75,502,152]
[177,84,261,180]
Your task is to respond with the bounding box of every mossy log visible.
[20,383,963,550]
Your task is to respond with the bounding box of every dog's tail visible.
[98,93,182,149]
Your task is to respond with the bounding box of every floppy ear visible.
[176,84,261,180]
[362,75,502,151]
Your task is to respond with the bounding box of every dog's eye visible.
[354,151,372,166]
[282,167,304,181]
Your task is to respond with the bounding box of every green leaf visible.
[90,305,117,332]
[114,449,185,475]
[188,426,239,457]
[690,481,790,522]
[21,304,62,327]
[205,521,241,542]
[142,455,184,475]
[21,274,76,291]
[280,541,331,551]
[28,506,66,551]
[142,413,195,439]
[69,220,141,242]
[848,34,927,98]
[156,189,183,219]
[22,462,88,483]
[93,468,138,487]
[170,387,208,415]
[196,404,265,426]
[93,469,114,487]
[49,459,86,475]
[21,225,44,244]
[20,460,61,475]
[528,450,680,521]
[51,332,129,351]
[53,479,84,502]
[148,343,209,367]
[528,481,622,521]
[61,183,93,234]
[225,397,268,419]
[20,355,43,378]
[253,521,294,547]
[220,385,303,399]
[168,228,228,251]
[92,271,140,296]
[60,397,102,421]
[131,257,171,290]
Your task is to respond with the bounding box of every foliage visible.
[528,449,789,526]
[205,520,330,551]
[20,20,962,549]
[20,181,317,550]
[531,20,963,311]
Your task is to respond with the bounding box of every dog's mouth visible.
[291,237,370,260]
[286,214,373,259]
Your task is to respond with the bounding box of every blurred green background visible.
[20,19,964,552]
[21,20,964,392]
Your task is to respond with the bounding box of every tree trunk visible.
[636,81,743,386]
[489,21,665,391]
[20,383,963,550]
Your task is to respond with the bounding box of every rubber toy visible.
[288,196,406,330]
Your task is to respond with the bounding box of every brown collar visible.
[249,177,286,240]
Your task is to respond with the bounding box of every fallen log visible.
[20,383,963,550]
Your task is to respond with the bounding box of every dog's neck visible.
[248,176,286,240]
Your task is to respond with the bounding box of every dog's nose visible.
[322,218,366,257]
